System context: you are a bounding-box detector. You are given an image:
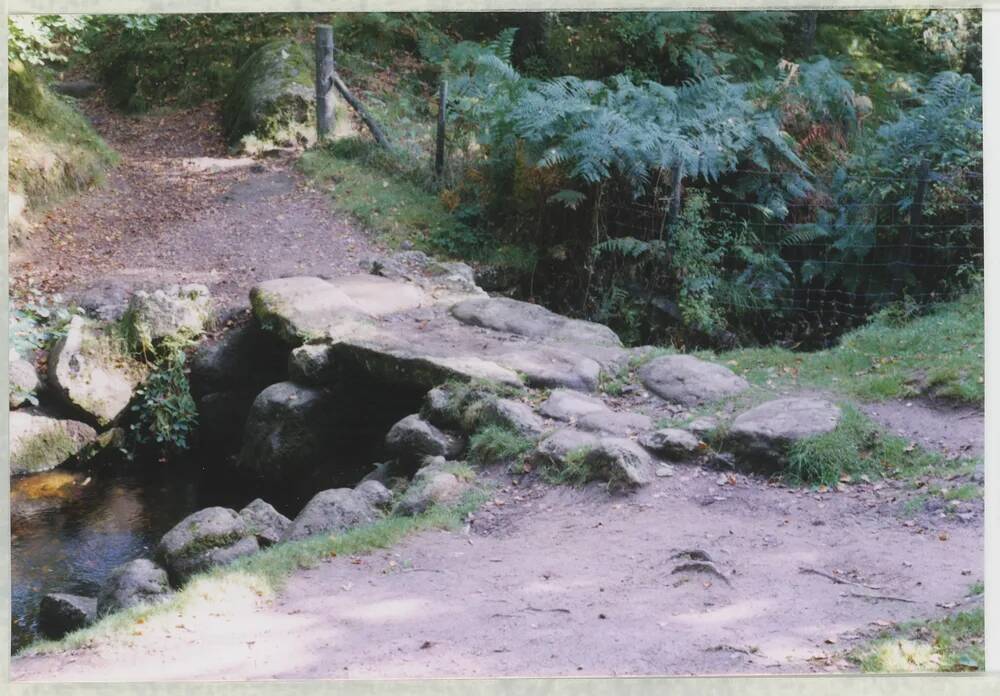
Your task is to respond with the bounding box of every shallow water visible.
[10,453,348,653]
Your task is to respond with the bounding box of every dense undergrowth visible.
[11,11,983,350]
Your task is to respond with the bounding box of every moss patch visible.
[222,39,316,150]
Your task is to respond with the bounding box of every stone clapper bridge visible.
[30,251,847,641]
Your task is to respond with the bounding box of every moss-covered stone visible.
[9,410,98,476]
[222,39,316,151]
[49,316,148,427]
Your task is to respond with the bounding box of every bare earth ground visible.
[11,466,982,680]
[8,97,985,680]
[10,96,383,313]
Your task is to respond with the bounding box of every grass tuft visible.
[468,424,535,466]
[784,405,948,487]
[851,607,984,673]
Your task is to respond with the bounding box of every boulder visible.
[474,397,546,437]
[727,397,842,472]
[126,284,211,342]
[495,347,602,392]
[237,382,334,481]
[575,410,653,436]
[251,276,368,346]
[451,297,622,348]
[48,315,147,426]
[282,487,381,542]
[638,428,702,459]
[239,499,292,547]
[360,460,409,487]
[222,39,316,149]
[97,559,171,617]
[196,390,257,451]
[421,385,462,430]
[288,342,337,384]
[531,428,600,468]
[354,480,393,510]
[582,438,655,491]
[685,416,719,438]
[638,354,749,406]
[190,322,288,395]
[38,593,97,639]
[394,457,470,517]
[9,356,40,408]
[9,409,97,475]
[385,414,463,464]
[156,507,259,584]
[538,389,608,421]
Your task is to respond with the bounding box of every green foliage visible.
[127,350,198,455]
[8,291,78,359]
[7,15,86,66]
[112,309,202,456]
[78,14,309,112]
[299,138,487,255]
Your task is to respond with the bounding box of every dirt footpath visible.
[10,97,382,314]
[11,465,982,681]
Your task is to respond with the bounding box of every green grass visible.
[540,446,596,486]
[715,290,984,404]
[782,404,950,487]
[851,606,984,672]
[468,424,536,466]
[19,489,488,656]
[299,138,479,252]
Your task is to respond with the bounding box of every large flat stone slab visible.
[250,262,628,394]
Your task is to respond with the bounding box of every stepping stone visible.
[727,397,842,472]
[638,355,748,406]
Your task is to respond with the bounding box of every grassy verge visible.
[714,290,984,405]
[298,138,480,252]
[9,63,117,240]
[850,603,984,672]
[19,489,488,657]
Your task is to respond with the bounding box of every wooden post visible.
[315,25,335,141]
[331,73,391,149]
[435,80,448,178]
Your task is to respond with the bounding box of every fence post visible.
[435,80,448,178]
[315,25,335,142]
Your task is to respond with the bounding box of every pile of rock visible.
[9,285,212,477]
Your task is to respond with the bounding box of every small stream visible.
[10,453,316,653]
